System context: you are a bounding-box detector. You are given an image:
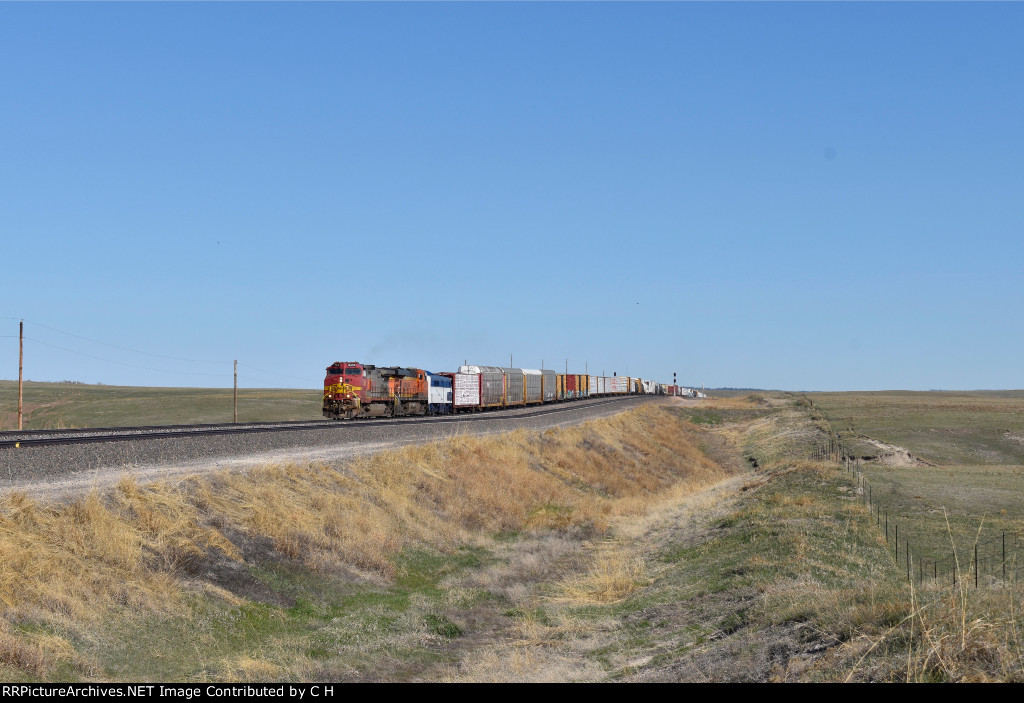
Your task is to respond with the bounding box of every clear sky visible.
[1,3,1021,391]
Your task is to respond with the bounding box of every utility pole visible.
[233,360,238,423]
[18,319,24,431]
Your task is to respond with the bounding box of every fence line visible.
[811,434,1022,590]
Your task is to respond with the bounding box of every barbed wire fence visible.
[808,408,1022,591]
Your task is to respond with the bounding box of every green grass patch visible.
[73,546,496,682]
[423,614,463,639]
[573,464,913,680]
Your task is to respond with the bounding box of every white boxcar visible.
[608,376,629,394]
[451,372,480,409]
[460,365,505,407]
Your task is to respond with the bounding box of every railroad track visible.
[0,396,651,450]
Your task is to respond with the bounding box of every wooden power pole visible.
[233,360,238,423]
[18,319,24,431]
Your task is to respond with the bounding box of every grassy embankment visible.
[0,403,734,681]
[0,380,322,429]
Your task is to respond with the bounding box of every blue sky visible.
[1,3,1021,391]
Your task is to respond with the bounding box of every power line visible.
[12,321,314,385]
[237,374,314,388]
[237,363,312,383]
[22,318,225,364]
[24,337,230,378]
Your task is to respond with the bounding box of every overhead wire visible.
[237,374,314,388]
[22,318,225,364]
[236,363,311,383]
[10,318,312,386]
[25,337,231,378]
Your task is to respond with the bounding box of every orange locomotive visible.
[322,362,452,419]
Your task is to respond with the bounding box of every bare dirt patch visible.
[858,436,934,467]
[1005,432,1024,447]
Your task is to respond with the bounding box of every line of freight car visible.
[446,366,665,410]
[321,361,690,420]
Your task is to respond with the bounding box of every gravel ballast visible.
[0,396,672,500]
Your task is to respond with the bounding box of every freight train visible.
[322,361,696,420]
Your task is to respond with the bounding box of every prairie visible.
[809,391,1024,587]
[0,380,322,430]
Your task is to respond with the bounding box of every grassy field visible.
[0,380,322,429]
[809,391,1024,589]
[808,390,1024,465]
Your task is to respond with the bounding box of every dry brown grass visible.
[0,404,733,679]
[0,478,234,678]
[696,395,761,410]
[187,405,731,581]
[0,479,236,622]
[832,578,1024,682]
[559,545,648,603]
[838,517,1024,683]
